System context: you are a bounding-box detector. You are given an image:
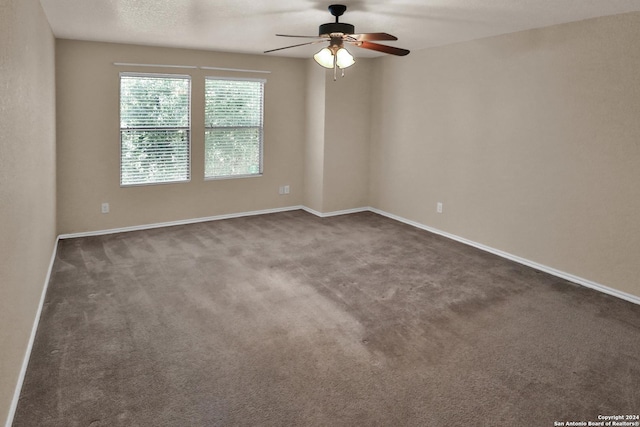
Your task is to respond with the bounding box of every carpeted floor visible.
[13,210,640,426]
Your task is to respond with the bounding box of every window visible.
[120,73,191,186]
[205,78,264,179]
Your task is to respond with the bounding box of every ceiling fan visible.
[264,4,410,79]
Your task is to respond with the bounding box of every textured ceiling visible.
[39,0,640,58]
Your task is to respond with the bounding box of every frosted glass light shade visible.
[335,48,355,68]
[313,48,334,68]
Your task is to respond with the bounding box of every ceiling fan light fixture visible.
[335,47,355,68]
[313,47,335,68]
[314,46,355,70]
[266,4,409,80]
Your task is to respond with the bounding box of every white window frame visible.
[204,76,265,180]
[119,72,192,187]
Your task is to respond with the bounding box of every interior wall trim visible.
[5,238,60,427]
[301,206,370,218]
[369,207,640,307]
[58,206,373,240]
[8,204,639,425]
[57,204,640,305]
[57,206,304,239]
[57,205,639,305]
[112,63,272,74]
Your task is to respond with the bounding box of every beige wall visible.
[56,40,307,235]
[3,11,640,422]
[370,13,640,297]
[303,58,373,213]
[323,60,372,213]
[0,0,57,423]
[303,59,326,212]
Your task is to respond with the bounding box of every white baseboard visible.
[369,207,640,306]
[58,205,375,240]
[58,205,304,239]
[56,204,640,305]
[5,237,59,427]
[301,206,369,218]
[7,204,638,426]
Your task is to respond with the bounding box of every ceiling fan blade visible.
[264,39,327,54]
[347,32,398,42]
[352,41,410,56]
[276,34,326,39]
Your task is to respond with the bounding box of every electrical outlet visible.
[101,203,109,214]
[279,185,290,195]
[437,202,443,214]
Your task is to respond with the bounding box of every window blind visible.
[120,74,191,186]
[204,78,264,179]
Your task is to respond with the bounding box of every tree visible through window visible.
[205,78,264,179]
[120,74,191,186]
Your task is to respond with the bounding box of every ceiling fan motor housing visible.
[264,3,409,57]
[320,4,353,36]
[319,22,354,36]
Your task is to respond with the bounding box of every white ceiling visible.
[39,0,640,59]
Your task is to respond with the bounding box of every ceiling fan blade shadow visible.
[352,41,410,56]
[357,4,484,24]
[264,39,327,54]
[347,32,397,41]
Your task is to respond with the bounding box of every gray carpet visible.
[13,210,640,426]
